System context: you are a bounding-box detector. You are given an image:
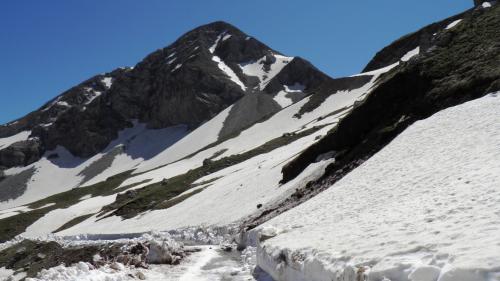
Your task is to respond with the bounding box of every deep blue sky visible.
[0,0,472,124]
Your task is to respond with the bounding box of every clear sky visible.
[0,0,472,124]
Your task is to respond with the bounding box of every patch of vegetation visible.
[0,171,148,242]
[100,125,326,219]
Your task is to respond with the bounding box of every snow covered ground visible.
[253,93,500,281]
[23,244,266,281]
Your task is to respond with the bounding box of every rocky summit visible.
[0,21,329,167]
[0,2,500,281]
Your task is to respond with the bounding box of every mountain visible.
[0,21,333,209]
[0,2,500,281]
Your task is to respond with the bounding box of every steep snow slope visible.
[254,93,500,281]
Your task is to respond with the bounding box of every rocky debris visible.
[0,234,190,279]
[114,190,139,204]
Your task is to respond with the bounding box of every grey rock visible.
[0,167,36,202]
[0,140,43,168]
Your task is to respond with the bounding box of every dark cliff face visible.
[363,11,469,72]
[282,4,500,184]
[0,21,331,168]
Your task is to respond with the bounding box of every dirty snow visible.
[255,93,500,281]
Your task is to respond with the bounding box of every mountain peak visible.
[0,20,328,164]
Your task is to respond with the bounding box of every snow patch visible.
[212,56,246,91]
[239,54,294,90]
[101,77,113,89]
[446,19,462,30]
[401,46,420,62]
[209,33,225,54]
[167,57,177,65]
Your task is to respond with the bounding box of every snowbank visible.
[253,93,500,281]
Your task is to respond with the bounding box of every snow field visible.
[253,93,500,281]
